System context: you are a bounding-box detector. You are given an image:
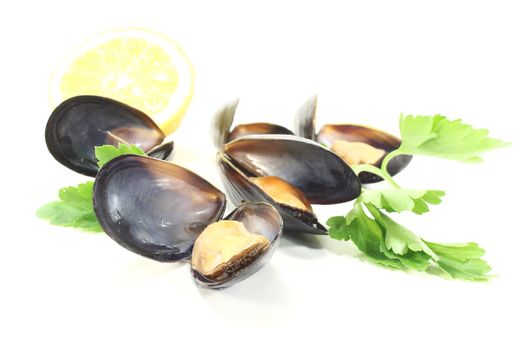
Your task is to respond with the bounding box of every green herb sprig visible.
[36,144,146,232]
[327,114,509,281]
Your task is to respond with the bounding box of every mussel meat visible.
[46,95,173,176]
[93,154,282,288]
[212,99,294,148]
[192,220,270,279]
[294,96,412,183]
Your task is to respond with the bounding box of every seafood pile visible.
[44,95,414,289]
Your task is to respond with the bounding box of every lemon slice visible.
[49,28,194,135]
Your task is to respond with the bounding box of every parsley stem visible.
[352,164,400,189]
[381,149,402,174]
[380,150,405,189]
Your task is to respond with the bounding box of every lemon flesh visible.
[50,28,194,135]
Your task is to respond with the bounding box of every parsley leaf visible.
[328,206,405,269]
[424,241,492,281]
[365,202,438,259]
[36,182,102,232]
[95,143,146,168]
[398,114,509,162]
[361,189,445,214]
[37,143,147,232]
[327,201,492,281]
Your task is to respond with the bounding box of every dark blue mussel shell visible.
[46,95,171,176]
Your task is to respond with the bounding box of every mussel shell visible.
[212,98,239,149]
[146,141,175,162]
[93,155,226,262]
[192,202,283,289]
[222,135,361,204]
[46,95,165,176]
[218,154,327,235]
[317,125,412,183]
[229,123,294,142]
[212,98,294,148]
[294,95,318,140]
[294,96,412,183]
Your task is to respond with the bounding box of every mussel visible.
[46,95,174,176]
[212,99,294,148]
[294,96,412,183]
[93,154,282,289]
[218,135,362,235]
[192,202,282,288]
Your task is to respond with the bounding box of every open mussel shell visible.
[192,202,283,289]
[212,99,294,148]
[294,95,411,183]
[317,125,412,183]
[93,155,226,262]
[222,134,361,204]
[46,95,166,176]
[218,154,327,235]
[146,141,175,161]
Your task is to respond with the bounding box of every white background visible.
[1,1,524,349]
